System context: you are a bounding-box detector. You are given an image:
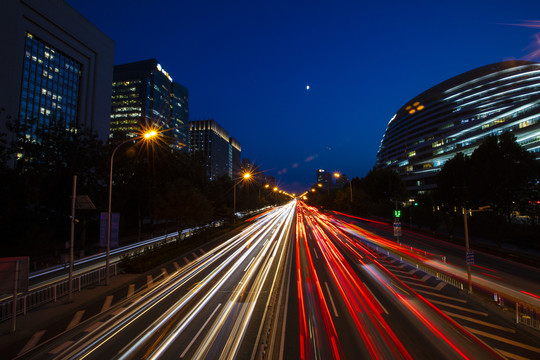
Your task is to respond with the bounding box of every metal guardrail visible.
[367,243,540,331]
[1,263,117,322]
[0,221,226,323]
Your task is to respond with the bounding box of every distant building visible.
[189,119,241,180]
[110,59,189,150]
[317,169,332,188]
[0,0,114,144]
[377,60,540,193]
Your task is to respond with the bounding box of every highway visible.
[15,201,540,360]
[19,202,296,360]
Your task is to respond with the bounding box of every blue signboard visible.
[100,212,120,248]
[466,250,474,265]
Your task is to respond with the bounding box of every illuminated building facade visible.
[110,59,189,150]
[189,119,241,180]
[317,169,332,188]
[376,60,540,193]
[0,0,114,144]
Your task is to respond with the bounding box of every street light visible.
[334,172,353,202]
[106,130,159,285]
[233,172,251,222]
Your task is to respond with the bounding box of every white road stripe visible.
[245,257,255,272]
[443,311,516,333]
[66,310,85,331]
[174,262,180,270]
[18,330,46,355]
[429,300,488,316]
[415,289,467,303]
[161,267,168,278]
[49,341,74,354]
[183,257,190,264]
[313,247,319,260]
[83,321,104,333]
[324,282,339,317]
[180,304,222,358]
[465,327,540,354]
[101,295,113,312]
[127,283,135,298]
[146,275,153,287]
[199,249,205,255]
[365,284,389,315]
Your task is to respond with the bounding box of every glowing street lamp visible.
[333,172,353,202]
[233,172,252,222]
[106,129,159,285]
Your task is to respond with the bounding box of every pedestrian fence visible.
[0,263,117,323]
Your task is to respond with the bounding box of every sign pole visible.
[11,260,19,333]
[68,175,77,301]
[463,208,472,293]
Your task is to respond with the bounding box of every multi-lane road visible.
[15,201,540,359]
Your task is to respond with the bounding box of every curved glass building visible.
[376,60,540,193]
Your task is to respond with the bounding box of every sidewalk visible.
[0,272,139,355]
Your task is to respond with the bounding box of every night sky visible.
[66,0,540,194]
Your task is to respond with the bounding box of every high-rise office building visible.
[110,59,189,150]
[0,0,114,144]
[317,169,332,188]
[189,119,241,180]
[377,60,540,193]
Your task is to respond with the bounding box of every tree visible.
[1,117,107,258]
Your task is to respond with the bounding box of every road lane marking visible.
[127,283,135,298]
[66,310,85,331]
[111,307,125,316]
[435,281,446,291]
[18,330,46,355]
[183,257,190,264]
[174,262,180,270]
[415,289,467,303]
[191,252,198,258]
[443,311,516,333]
[324,282,339,317]
[408,268,417,275]
[83,321,104,333]
[365,284,389,315]
[180,303,222,358]
[199,248,205,254]
[464,327,540,354]
[428,300,488,316]
[401,280,438,290]
[493,348,531,360]
[49,341,74,354]
[101,295,113,312]
[245,257,255,272]
[161,267,168,278]
[420,274,430,282]
[313,247,319,259]
[146,275,153,287]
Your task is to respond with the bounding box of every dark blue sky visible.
[67,0,540,194]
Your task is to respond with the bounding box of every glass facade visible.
[110,59,188,149]
[189,120,241,180]
[376,60,540,193]
[18,32,82,139]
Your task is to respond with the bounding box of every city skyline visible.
[65,0,540,193]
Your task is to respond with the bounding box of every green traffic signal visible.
[394,210,401,218]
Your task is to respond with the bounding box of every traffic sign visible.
[393,221,402,237]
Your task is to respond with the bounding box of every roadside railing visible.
[0,263,118,322]
[361,237,540,331]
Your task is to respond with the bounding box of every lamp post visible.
[233,172,251,223]
[334,172,353,202]
[106,130,158,285]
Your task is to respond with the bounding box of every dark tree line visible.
[0,117,287,266]
[436,132,540,221]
